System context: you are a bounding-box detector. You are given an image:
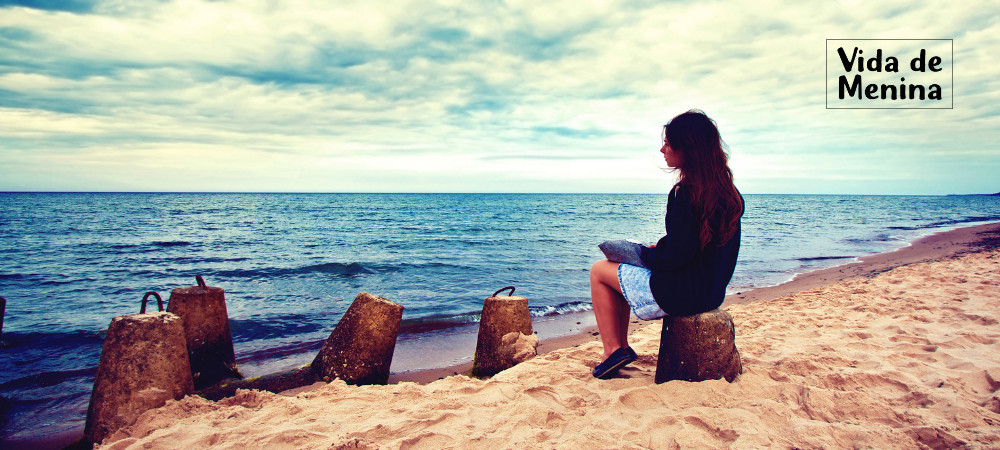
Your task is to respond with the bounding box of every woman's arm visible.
[639,189,700,271]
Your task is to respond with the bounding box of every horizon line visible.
[2,191,999,197]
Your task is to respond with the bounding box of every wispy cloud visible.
[0,0,998,193]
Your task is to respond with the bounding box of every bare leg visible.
[618,294,631,348]
[590,260,632,360]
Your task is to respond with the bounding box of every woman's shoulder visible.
[667,183,695,215]
[669,183,692,202]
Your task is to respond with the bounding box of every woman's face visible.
[660,138,681,168]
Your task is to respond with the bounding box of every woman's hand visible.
[648,244,656,248]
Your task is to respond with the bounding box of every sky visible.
[0,0,997,194]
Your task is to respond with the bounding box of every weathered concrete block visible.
[312,292,403,385]
[84,311,194,445]
[473,292,534,376]
[655,308,742,384]
[167,278,240,388]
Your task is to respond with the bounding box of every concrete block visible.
[655,308,742,384]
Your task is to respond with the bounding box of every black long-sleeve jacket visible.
[639,184,743,316]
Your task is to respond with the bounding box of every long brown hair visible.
[664,110,742,250]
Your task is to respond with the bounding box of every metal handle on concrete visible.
[140,291,164,314]
[492,286,515,297]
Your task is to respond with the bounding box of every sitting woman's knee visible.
[590,259,617,283]
[590,259,607,277]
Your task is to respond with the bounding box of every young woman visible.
[590,110,744,379]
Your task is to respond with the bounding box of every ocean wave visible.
[0,329,105,390]
[394,301,594,335]
[529,301,593,317]
[0,367,96,391]
[212,261,473,280]
[229,315,326,343]
[298,262,374,276]
[794,255,855,262]
[152,241,193,247]
[925,215,1000,228]
[214,262,373,279]
[841,235,896,244]
[38,278,80,286]
[889,215,1000,231]
[108,243,141,250]
[203,256,250,263]
[234,339,325,365]
[398,312,483,334]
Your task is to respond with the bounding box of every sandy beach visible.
[82,222,1000,449]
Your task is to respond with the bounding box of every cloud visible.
[0,0,998,193]
[0,0,98,13]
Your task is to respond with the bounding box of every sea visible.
[2,192,1000,443]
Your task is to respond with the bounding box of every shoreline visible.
[386,221,1000,385]
[723,221,1000,306]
